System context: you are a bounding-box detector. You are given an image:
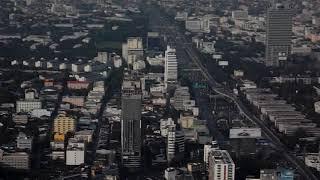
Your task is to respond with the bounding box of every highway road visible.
[158,14,318,180]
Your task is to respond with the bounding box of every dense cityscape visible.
[0,0,320,179]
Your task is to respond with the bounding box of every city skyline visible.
[0,0,320,180]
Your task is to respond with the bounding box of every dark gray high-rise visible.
[121,79,142,171]
[265,3,293,67]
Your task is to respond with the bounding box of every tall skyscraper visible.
[204,141,219,169]
[121,79,142,171]
[164,46,178,90]
[167,125,185,162]
[265,3,293,67]
[208,150,235,180]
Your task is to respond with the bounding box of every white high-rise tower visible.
[164,46,178,90]
[208,150,235,180]
[167,125,185,162]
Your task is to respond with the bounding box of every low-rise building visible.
[133,60,146,70]
[147,55,164,66]
[16,100,42,113]
[62,96,85,107]
[165,167,177,180]
[260,169,277,180]
[175,11,188,21]
[52,151,65,160]
[187,163,203,173]
[232,10,248,20]
[0,150,30,170]
[71,63,83,73]
[305,153,320,172]
[234,70,244,77]
[13,114,29,124]
[31,109,51,118]
[74,130,94,143]
[67,81,90,90]
[16,132,33,150]
[53,133,65,142]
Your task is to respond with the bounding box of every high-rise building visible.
[265,3,293,67]
[164,46,178,90]
[160,118,175,137]
[66,138,86,166]
[167,125,185,162]
[173,86,191,111]
[204,141,219,168]
[53,114,76,135]
[122,37,144,66]
[208,150,235,180]
[121,79,142,171]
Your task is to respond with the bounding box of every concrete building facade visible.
[265,3,292,67]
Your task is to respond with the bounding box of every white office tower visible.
[167,125,185,162]
[66,138,86,165]
[167,125,176,161]
[122,37,144,66]
[204,141,219,168]
[164,46,178,90]
[265,3,293,67]
[208,150,235,180]
[160,118,175,137]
